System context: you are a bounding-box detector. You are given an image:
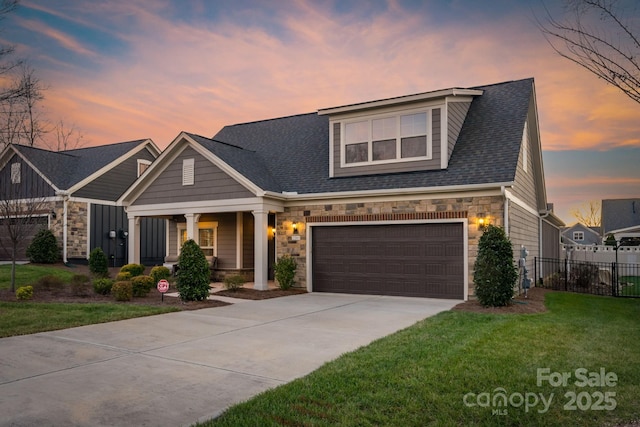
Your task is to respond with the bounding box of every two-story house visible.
[602,198,640,245]
[0,141,165,266]
[120,78,563,300]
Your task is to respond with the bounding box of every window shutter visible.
[182,158,194,186]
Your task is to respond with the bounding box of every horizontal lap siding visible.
[133,147,254,205]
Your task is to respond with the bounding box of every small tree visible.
[89,247,109,277]
[176,239,211,301]
[473,225,518,307]
[26,228,59,263]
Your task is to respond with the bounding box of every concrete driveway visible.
[0,293,459,426]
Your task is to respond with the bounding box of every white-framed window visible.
[343,110,431,166]
[137,159,151,177]
[573,231,584,241]
[177,222,218,257]
[182,158,194,186]
[10,162,21,184]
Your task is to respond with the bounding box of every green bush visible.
[33,274,64,291]
[223,275,245,291]
[26,228,60,263]
[150,266,171,284]
[115,271,132,282]
[273,255,297,290]
[70,274,91,296]
[176,239,211,301]
[16,285,34,300]
[111,281,133,301]
[89,247,109,277]
[473,225,518,307]
[93,278,114,295]
[120,263,145,278]
[131,275,155,297]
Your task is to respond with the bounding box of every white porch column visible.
[185,213,200,242]
[127,216,140,264]
[252,209,269,290]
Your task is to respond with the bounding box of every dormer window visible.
[343,110,431,166]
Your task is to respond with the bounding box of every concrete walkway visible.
[0,293,459,426]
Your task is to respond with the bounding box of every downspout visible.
[56,191,70,264]
[501,186,509,236]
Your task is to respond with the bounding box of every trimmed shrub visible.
[176,239,211,301]
[274,255,297,290]
[115,271,132,282]
[150,266,171,284]
[131,275,155,297]
[93,278,114,295]
[26,229,60,264]
[473,225,518,307]
[89,247,109,277]
[33,274,64,291]
[120,263,145,278]
[70,274,91,296]
[16,285,34,300]
[111,281,133,301]
[223,275,245,291]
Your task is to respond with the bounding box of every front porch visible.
[127,209,277,290]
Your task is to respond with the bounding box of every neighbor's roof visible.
[602,198,640,233]
[195,78,533,195]
[11,140,150,190]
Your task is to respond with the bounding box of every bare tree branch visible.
[569,200,602,227]
[537,0,640,104]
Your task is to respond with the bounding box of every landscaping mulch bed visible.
[215,287,307,300]
[452,286,549,314]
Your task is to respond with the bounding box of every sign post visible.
[157,279,170,302]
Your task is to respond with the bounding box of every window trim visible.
[177,221,218,256]
[573,231,584,241]
[340,108,433,167]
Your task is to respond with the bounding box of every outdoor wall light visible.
[50,210,56,219]
[292,222,299,234]
[478,217,488,231]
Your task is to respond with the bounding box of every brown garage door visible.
[312,223,464,299]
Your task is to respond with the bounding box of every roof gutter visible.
[263,181,515,202]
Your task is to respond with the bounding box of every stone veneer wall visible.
[275,195,505,295]
[50,200,89,260]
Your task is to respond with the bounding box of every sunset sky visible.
[2,0,639,224]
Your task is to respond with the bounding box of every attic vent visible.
[10,162,20,184]
[182,158,194,186]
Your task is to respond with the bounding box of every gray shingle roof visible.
[199,78,533,194]
[602,198,640,234]
[12,140,149,190]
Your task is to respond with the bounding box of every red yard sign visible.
[157,279,170,293]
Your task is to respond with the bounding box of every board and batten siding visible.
[0,154,55,199]
[331,108,442,177]
[133,146,254,205]
[74,148,156,201]
[447,102,470,161]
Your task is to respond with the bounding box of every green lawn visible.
[619,276,640,297]
[0,302,178,338]
[0,264,76,290]
[200,293,640,427]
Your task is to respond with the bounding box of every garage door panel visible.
[312,223,464,299]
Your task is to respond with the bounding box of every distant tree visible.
[51,120,85,151]
[569,200,601,227]
[537,0,640,104]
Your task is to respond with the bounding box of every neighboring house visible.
[561,223,602,246]
[0,140,165,266]
[121,78,564,300]
[601,198,640,245]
